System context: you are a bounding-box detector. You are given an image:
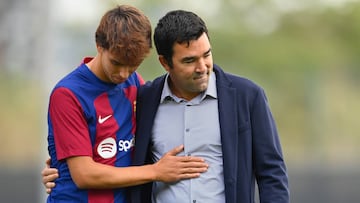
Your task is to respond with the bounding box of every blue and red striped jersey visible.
[47,58,143,203]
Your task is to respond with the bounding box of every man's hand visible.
[41,158,59,194]
[153,145,208,182]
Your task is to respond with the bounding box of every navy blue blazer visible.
[130,65,289,203]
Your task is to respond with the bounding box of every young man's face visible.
[163,33,213,101]
[99,49,139,84]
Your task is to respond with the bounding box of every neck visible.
[167,77,200,101]
[86,56,107,82]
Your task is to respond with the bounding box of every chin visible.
[197,84,208,92]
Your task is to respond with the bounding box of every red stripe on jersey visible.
[50,87,93,160]
[91,92,119,202]
[135,72,145,85]
[123,86,137,135]
[93,92,118,165]
[88,190,114,203]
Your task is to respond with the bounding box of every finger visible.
[178,155,205,163]
[177,164,208,174]
[182,166,208,173]
[176,163,208,177]
[45,182,56,189]
[41,168,58,176]
[166,145,184,156]
[178,173,201,180]
[45,158,51,166]
[42,173,59,185]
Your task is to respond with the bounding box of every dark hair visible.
[154,10,208,68]
[95,5,152,66]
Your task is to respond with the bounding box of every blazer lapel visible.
[214,66,238,202]
[135,76,165,164]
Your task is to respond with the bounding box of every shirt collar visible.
[160,71,217,103]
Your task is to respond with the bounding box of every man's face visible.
[100,49,139,84]
[164,33,213,100]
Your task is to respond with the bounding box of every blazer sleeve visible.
[251,88,290,203]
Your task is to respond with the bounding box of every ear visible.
[158,55,171,72]
[96,45,104,54]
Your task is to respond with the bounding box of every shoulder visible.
[137,74,166,104]
[126,71,145,87]
[54,65,87,89]
[214,64,263,95]
[140,74,166,90]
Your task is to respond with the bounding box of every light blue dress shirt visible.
[151,72,225,203]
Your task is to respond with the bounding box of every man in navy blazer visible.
[131,10,289,203]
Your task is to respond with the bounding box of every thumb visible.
[46,158,51,167]
[166,145,184,156]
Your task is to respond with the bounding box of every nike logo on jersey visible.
[98,115,112,124]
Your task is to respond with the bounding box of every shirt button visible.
[186,128,190,132]
[193,200,196,203]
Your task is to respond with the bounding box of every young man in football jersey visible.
[44,5,207,202]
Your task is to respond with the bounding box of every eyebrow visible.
[110,58,124,65]
[204,48,212,55]
[181,48,212,62]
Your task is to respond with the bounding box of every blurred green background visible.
[0,0,359,202]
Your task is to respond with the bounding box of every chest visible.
[151,98,221,159]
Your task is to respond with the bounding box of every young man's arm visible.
[67,145,207,189]
[42,145,208,191]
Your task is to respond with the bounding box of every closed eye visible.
[110,59,123,66]
[182,57,196,64]
[204,49,211,57]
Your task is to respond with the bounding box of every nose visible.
[118,67,132,79]
[195,58,208,73]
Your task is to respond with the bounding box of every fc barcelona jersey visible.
[47,58,143,203]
